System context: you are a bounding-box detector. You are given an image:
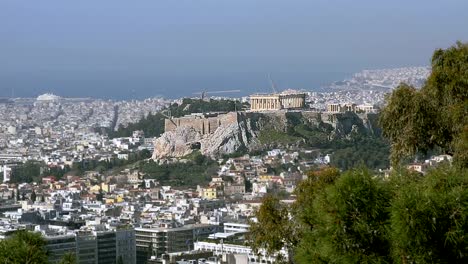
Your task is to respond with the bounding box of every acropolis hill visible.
[154,109,379,159]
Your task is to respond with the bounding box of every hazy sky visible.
[1,0,467,99]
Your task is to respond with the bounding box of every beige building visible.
[327,103,377,113]
[250,93,306,111]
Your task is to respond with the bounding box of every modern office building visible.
[135,223,221,263]
[45,234,77,264]
[116,228,137,264]
[76,231,98,264]
[42,227,136,264]
[96,230,117,264]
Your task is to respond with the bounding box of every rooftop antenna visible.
[268,73,277,94]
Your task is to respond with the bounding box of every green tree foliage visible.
[96,188,104,201]
[139,152,218,187]
[10,160,42,183]
[390,165,468,263]
[251,165,468,263]
[71,150,150,175]
[168,98,245,118]
[380,42,468,166]
[58,252,77,264]
[329,136,390,170]
[293,167,340,229]
[30,190,37,203]
[12,162,74,183]
[0,230,48,264]
[45,165,72,180]
[258,129,302,145]
[297,168,391,263]
[248,194,297,263]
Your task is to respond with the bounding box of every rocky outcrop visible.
[153,113,259,159]
[152,126,202,159]
[200,117,258,157]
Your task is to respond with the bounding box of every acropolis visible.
[249,92,306,111]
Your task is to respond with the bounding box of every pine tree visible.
[30,190,37,203]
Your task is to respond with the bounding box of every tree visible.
[244,176,252,192]
[390,165,468,263]
[140,149,152,159]
[380,42,468,167]
[0,230,48,264]
[96,188,104,202]
[248,194,297,263]
[58,252,77,264]
[295,168,392,263]
[10,161,43,183]
[30,190,37,203]
[292,167,340,230]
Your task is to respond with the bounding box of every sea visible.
[0,71,350,101]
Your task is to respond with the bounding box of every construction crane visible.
[193,90,241,100]
[267,73,278,94]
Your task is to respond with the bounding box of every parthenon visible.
[250,92,306,111]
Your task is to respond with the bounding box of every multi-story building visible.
[223,183,245,196]
[116,228,136,264]
[76,231,98,264]
[96,230,117,264]
[45,234,77,264]
[135,223,221,263]
[223,223,249,234]
[1,165,11,182]
[194,241,288,264]
[200,187,222,200]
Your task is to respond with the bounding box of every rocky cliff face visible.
[152,111,379,159]
[152,126,202,159]
[152,113,259,159]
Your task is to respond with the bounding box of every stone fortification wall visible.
[164,112,239,135]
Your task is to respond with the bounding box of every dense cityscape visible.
[0,65,455,264]
[1,1,467,263]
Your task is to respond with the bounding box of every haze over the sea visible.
[1,0,467,100]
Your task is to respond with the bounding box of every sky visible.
[0,0,467,99]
